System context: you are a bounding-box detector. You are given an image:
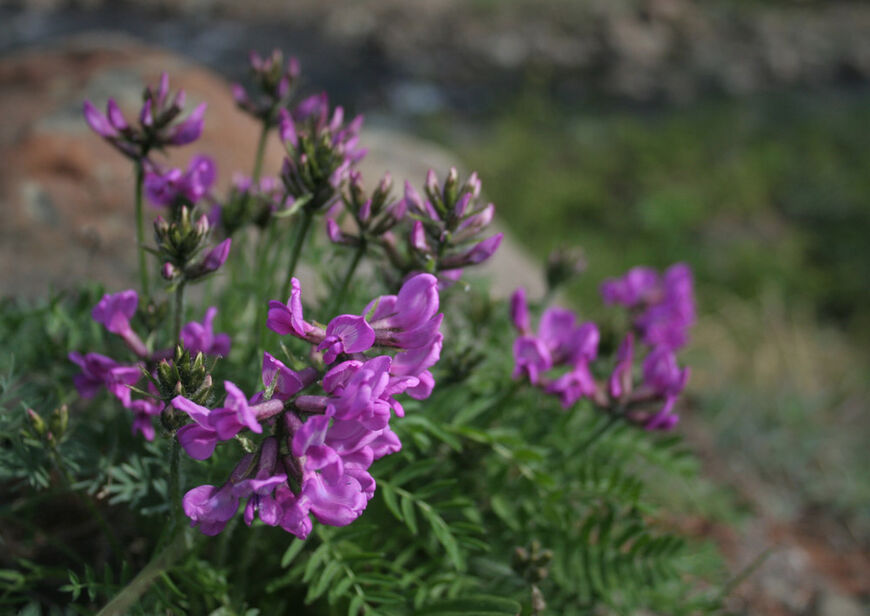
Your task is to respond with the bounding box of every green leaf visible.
[416,594,521,615]
[401,495,418,535]
[281,538,307,568]
[381,483,403,522]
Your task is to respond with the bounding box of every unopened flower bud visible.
[50,404,69,438]
[26,409,47,437]
[162,262,178,280]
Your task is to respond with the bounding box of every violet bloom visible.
[144,155,216,207]
[363,273,443,350]
[172,381,268,460]
[91,290,149,357]
[261,352,317,401]
[509,288,600,406]
[640,347,690,431]
[608,334,635,400]
[600,267,660,307]
[83,72,206,160]
[130,396,163,441]
[183,454,253,535]
[232,438,288,527]
[68,351,141,406]
[601,263,696,352]
[181,307,231,356]
[233,50,299,124]
[92,290,137,335]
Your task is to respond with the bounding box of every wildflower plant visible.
[0,50,736,615]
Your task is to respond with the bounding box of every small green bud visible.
[26,409,47,437]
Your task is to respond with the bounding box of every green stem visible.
[134,162,151,300]
[172,281,186,344]
[168,438,182,532]
[327,240,366,315]
[96,531,186,616]
[279,209,314,301]
[251,123,270,185]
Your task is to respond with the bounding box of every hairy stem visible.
[168,438,182,532]
[279,209,314,301]
[172,281,186,344]
[328,240,366,315]
[134,161,151,300]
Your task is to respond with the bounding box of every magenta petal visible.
[177,424,218,460]
[83,101,116,137]
[292,414,330,457]
[325,315,375,354]
[510,288,531,334]
[393,274,439,330]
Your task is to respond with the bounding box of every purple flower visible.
[600,267,660,307]
[608,334,634,400]
[91,290,150,358]
[172,396,220,460]
[317,315,375,364]
[267,278,319,340]
[601,263,696,352]
[172,381,265,460]
[261,352,317,401]
[510,288,531,335]
[545,364,597,408]
[181,307,231,356]
[144,155,216,207]
[509,291,601,406]
[183,454,253,535]
[364,273,442,350]
[130,396,163,441]
[512,336,552,385]
[83,73,206,160]
[68,352,141,406]
[92,290,137,335]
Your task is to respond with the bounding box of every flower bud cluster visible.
[232,50,300,125]
[174,273,443,538]
[400,168,503,285]
[325,171,404,247]
[218,175,292,235]
[154,206,231,283]
[69,290,232,440]
[510,261,695,431]
[83,72,206,161]
[278,95,366,212]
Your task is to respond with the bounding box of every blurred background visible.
[1,1,868,614]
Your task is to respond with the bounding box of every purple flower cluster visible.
[510,288,600,408]
[509,262,696,431]
[600,263,695,352]
[69,291,233,440]
[399,168,503,286]
[232,50,300,124]
[84,72,206,160]
[177,274,442,538]
[278,95,365,205]
[144,155,217,208]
